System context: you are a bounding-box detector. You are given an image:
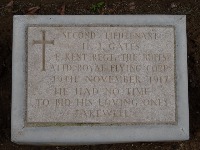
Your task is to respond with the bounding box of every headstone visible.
[12,15,189,145]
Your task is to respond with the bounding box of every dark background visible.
[0,0,200,149]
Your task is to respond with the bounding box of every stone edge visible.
[11,15,189,145]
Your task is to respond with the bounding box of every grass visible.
[90,1,105,12]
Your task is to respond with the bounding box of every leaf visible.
[6,1,13,8]
[27,6,40,15]
[57,3,65,15]
[129,2,135,11]
[97,2,105,7]
[91,4,97,12]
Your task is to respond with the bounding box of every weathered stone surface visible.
[27,26,176,124]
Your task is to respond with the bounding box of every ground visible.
[0,0,200,149]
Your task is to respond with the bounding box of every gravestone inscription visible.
[27,26,175,124]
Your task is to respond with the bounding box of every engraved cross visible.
[33,30,54,71]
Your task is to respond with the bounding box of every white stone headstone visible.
[12,15,189,145]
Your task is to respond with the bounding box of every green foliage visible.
[91,1,105,12]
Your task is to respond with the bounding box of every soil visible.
[0,0,200,149]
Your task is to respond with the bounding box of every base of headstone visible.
[12,15,189,145]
